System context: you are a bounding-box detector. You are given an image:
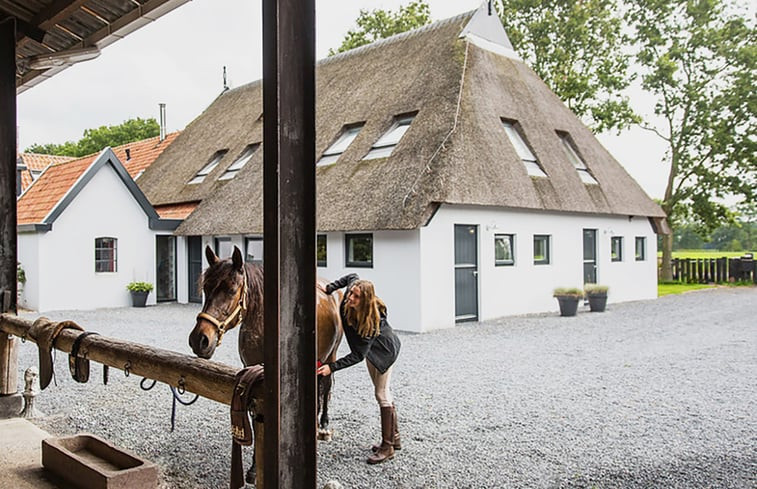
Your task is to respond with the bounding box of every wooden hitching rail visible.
[0,313,243,405]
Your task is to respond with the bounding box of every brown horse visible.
[188,246,342,477]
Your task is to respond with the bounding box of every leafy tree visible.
[329,1,431,55]
[25,117,160,157]
[496,0,638,133]
[626,0,756,280]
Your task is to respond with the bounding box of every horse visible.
[188,245,343,480]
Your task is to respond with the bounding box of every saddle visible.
[230,365,265,489]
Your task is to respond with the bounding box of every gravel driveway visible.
[13,287,757,488]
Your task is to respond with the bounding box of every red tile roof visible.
[154,202,199,219]
[111,131,180,179]
[17,155,97,225]
[18,153,76,192]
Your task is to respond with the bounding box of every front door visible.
[188,236,203,303]
[454,224,478,322]
[156,235,176,302]
[583,229,597,284]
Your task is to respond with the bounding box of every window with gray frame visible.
[189,150,228,184]
[502,120,547,177]
[318,124,363,166]
[345,233,373,268]
[317,234,327,267]
[219,144,259,180]
[245,237,263,264]
[215,237,232,259]
[364,114,415,160]
[495,234,515,266]
[557,131,598,184]
[635,236,646,261]
[95,237,117,272]
[533,235,550,264]
[611,236,623,261]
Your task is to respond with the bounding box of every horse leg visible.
[317,374,333,441]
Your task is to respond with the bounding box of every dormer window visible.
[364,114,415,160]
[502,120,547,177]
[318,124,363,166]
[219,144,259,180]
[189,150,227,184]
[558,132,598,184]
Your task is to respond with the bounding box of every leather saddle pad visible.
[30,318,84,390]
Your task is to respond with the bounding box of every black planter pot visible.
[130,291,149,307]
[555,296,580,316]
[587,293,607,312]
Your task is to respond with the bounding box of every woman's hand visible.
[317,364,332,376]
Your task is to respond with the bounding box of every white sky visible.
[16,0,668,199]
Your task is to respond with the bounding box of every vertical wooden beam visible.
[277,0,316,485]
[262,0,281,485]
[263,0,317,486]
[0,18,18,396]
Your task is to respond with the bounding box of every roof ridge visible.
[321,9,477,65]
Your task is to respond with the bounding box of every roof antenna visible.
[488,1,493,16]
[223,66,228,91]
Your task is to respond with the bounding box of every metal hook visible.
[124,361,131,377]
[177,377,186,395]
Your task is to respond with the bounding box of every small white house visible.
[133,6,667,332]
[16,148,182,311]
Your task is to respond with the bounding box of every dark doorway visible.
[188,236,203,303]
[454,224,478,322]
[156,235,176,302]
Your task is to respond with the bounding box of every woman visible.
[317,274,401,464]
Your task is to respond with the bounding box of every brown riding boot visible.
[367,406,395,464]
[372,404,400,452]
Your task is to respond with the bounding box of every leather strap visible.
[230,365,265,489]
[69,331,98,383]
[30,318,84,390]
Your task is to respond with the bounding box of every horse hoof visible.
[317,428,333,441]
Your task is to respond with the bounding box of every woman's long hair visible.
[345,280,386,338]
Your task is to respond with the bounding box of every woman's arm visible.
[329,333,375,372]
[324,273,359,295]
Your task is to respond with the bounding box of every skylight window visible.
[189,150,227,184]
[318,124,363,166]
[502,121,547,177]
[219,144,259,180]
[363,115,415,160]
[559,133,598,184]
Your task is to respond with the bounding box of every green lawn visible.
[663,249,753,259]
[658,282,716,296]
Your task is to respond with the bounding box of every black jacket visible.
[325,274,401,374]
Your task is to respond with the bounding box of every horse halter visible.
[196,268,248,347]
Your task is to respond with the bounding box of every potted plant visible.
[17,262,26,303]
[126,281,153,307]
[553,287,583,316]
[584,284,609,312]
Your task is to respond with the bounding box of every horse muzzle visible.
[189,321,218,359]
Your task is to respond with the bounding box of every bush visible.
[17,262,26,284]
[584,283,609,296]
[553,287,583,298]
[126,281,153,293]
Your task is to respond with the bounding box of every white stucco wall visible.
[18,164,160,312]
[419,205,659,330]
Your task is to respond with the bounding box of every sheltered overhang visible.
[3,0,190,94]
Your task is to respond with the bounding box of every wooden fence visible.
[665,255,757,284]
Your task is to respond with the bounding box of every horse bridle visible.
[196,267,248,347]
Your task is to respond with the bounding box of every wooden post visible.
[263,0,317,486]
[0,18,18,397]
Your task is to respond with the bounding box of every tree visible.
[626,0,756,280]
[25,117,160,157]
[496,0,638,133]
[329,1,431,55]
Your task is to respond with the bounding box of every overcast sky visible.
[16,0,667,199]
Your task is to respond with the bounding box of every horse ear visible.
[232,246,244,270]
[205,245,220,265]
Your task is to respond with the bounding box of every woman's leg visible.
[366,362,398,464]
[366,361,393,407]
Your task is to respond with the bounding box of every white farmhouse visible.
[135,6,666,332]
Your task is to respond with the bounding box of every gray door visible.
[188,236,203,303]
[455,224,478,322]
[156,235,176,302]
[583,229,597,284]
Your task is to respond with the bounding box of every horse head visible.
[189,245,248,359]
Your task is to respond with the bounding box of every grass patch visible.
[658,282,715,296]
[661,249,753,259]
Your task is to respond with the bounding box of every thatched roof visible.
[135,6,664,236]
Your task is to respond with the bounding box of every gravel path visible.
[13,287,757,488]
